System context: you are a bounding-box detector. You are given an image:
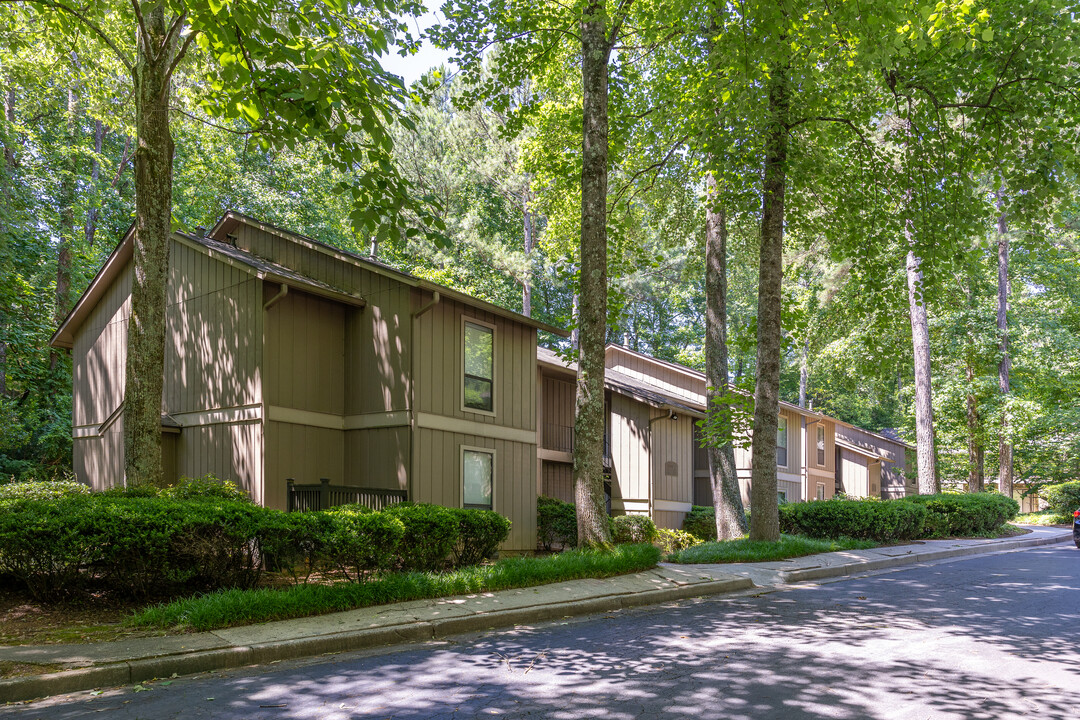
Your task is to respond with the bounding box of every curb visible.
[0,577,752,704]
[779,533,1073,583]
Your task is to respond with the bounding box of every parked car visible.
[1073,509,1079,549]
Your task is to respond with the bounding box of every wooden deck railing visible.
[286,478,407,512]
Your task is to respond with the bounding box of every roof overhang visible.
[212,212,569,337]
[835,438,883,461]
[50,224,135,350]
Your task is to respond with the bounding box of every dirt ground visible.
[0,586,168,648]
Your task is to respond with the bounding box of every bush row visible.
[778,492,1019,541]
[0,481,511,601]
[536,496,663,548]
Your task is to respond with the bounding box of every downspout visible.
[263,283,288,310]
[408,291,441,504]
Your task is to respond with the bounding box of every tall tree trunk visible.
[966,360,983,492]
[905,245,939,494]
[749,68,788,542]
[996,184,1012,499]
[522,189,533,316]
[125,5,177,487]
[1,83,15,397]
[798,337,809,408]
[52,84,78,372]
[573,0,613,547]
[85,119,103,246]
[705,175,747,539]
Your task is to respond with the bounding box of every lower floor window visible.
[816,483,825,501]
[463,448,494,510]
[777,491,787,505]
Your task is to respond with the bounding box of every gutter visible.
[263,283,289,310]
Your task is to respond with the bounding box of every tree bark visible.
[705,175,747,539]
[573,0,613,547]
[905,245,939,494]
[124,4,177,487]
[85,119,103,246]
[52,84,78,372]
[966,360,983,492]
[522,188,534,316]
[749,67,788,542]
[1,83,14,397]
[996,184,1012,499]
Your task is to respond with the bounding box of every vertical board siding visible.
[264,420,343,510]
[652,414,693,505]
[72,261,131,428]
[176,421,264,504]
[540,374,575,451]
[653,510,686,531]
[265,289,344,414]
[344,427,410,490]
[165,242,262,414]
[414,428,537,552]
[604,347,705,407]
[541,461,574,503]
[839,450,869,498]
[610,394,650,504]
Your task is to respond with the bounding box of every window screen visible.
[817,425,826,466]
[776,416,788,468]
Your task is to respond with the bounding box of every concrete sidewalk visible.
[0,526,1072,703]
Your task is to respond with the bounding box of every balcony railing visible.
[287,478,407,512]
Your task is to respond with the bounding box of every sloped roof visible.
[212,212,568,337]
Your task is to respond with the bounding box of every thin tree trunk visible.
[522,188,533,316]
[798,337,809,408]
[906,245,939,494]
[749,67,788,542]
[573,0,613,547]
[124,5,177,487]
[1,83,15,397]
[966,361,983,492]
[85,119,103,246]
[571,293,580,349]
[52,84,78,371]
[996,183,1012,499]
[705,175,747,539]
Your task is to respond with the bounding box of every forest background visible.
[1,0,1079,505]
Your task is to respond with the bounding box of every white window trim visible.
[816,424,826,467]
[461,315,498,418]
[776,416,789,470]
[461,444,496,510]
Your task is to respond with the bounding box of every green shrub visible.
[258,511,335,583]
[161,475,252,503]
[779,498,927,542]
[0,496,273,600]
[450,508,512,567]
[322,506,405,580]
[537,496,577,550]
[610,515,658,544]
[101,484,160,498]
[1042,481,1080,514]
[383,503,459,571]
[0,480,90,501]
[682,506,718,541]
[904,492,1018,536]
[656,528,702,553]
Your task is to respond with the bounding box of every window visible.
[463,321,494,413]
[817,425,826,466]
[463,448,494,510]
[816,482,825,501]
[776,416,788,468]
[777,491,787,505]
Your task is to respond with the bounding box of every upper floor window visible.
[817,425,826,466]
[464,321,494,413]
[777,416,788,468]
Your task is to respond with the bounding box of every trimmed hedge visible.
[161,475,252,503]
[1043,481,1080,514]
[610,515,658,544]
[904,492,1018,537]
[0,493,513,601]
[682,506,718,541]
[779,498,927,542]
[537,496,577,550]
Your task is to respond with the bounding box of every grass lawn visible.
[1013,510,1072,526]
[665,535,877,564]
[128,543,660,632]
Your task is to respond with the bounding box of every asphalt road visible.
[6,543,1078,720]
